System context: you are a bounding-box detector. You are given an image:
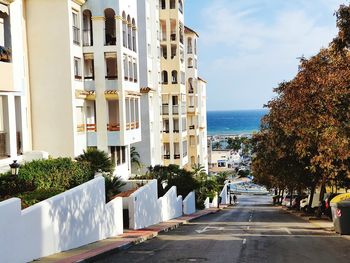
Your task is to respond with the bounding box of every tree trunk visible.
[290,187,293,208]
[316,179,326,218]
[308,183,316,213]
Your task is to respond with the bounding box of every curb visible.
[54,208,222,263]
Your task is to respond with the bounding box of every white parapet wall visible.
[160,186,182,221]
[127,180,183,230]
[183,191,196,215]
[220,183,230,205]
[0,177,123,263]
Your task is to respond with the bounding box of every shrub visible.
[17,189,62,209]
[0,172,35,198]
[17,158,93,191]
[104,175,126,202]
[76,148,114,174]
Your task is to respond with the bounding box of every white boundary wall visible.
[0,177,123,263]
[127,180,183,229]
[183,191,196,215]
[160,186,182,221]
[220,183,230,205]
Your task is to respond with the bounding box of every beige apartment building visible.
[159,0,188,168]
[185,26,208,172]
[25,0,141,179]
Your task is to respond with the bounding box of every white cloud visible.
[196,0,344,110]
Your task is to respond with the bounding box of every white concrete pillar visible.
[7,95,17,159]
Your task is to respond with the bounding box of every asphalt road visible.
[93,195,350,263]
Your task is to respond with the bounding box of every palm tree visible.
[212,141,221,150]
[192,164,207,179]
[130,146,141,168]
[76,148,114,174]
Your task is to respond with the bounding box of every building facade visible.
[159,0,188,168]
[0,0,31,168]
[134,0,162,172]
[26,0,141,179]
[184,26,208,172]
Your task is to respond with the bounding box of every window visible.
[132,19,137,52]
[170,0,175,9]
[171,70,178,84]
[160,0,166,9]
[127,15,132,50]
[173,119,179,133]
[182,140,187,157]
[178,0,183,14]
[123,55,128,80]
[188,58,193,68]
[187,37,192,54]
[163,119,169,132]
[122,12,127,47]
[171,45,177,59]
[133,62,138,82]
[161,71,168,84]
[74,57,82,80]
[84,55,94,80]
[72,11,80,45]
[105,9,116,45]
[111,146,126,166]
[129,59,133,81]
[105,54,118,79]
[161,44,167,59]
[83,10,93,46]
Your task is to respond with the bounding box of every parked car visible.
[300,192,321,211]
[282,195,298,207]
[291,195,307,209]
[323,193,340,219]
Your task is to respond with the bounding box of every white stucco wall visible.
[160,186,182,221]
[128,179,162,229]
[128,180,183,230]
[183,191,196,215]
[220,183,230,205]
[0,177,123,263]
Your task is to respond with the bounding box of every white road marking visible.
[247,226,250,230]
[284,228,292,235]
[242,238,247,244]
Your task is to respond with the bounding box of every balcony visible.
[170,33,176,41]
[172,105,179,115]
[84,77,95,91]
[174,154,180,159]
[189,125,195,130]
[86,124,96,132]
[163,154,171,160]
[162,104,169,115]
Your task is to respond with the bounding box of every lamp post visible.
[9,160,20,176]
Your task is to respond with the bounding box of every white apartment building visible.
[134,0,162,172]
[159,0,188,168]
[0,0,31,167]
[185,26,208,172]
[26,0,141,179]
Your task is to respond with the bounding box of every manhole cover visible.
[176,258,208,262]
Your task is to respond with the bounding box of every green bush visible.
[17,158,93,191]
[17,189,62,208]
[76,148,114,174]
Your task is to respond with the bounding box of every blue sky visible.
[185,0,347,110]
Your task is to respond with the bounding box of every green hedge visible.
[17,158,93,191]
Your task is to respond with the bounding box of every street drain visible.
[176,257,208,262]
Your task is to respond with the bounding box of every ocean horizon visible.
[207,109,268,136]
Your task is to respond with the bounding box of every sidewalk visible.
[35,206,227,263]
[282,207,334,231]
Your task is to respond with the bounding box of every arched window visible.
[188,78,193,93]
[194,39,197,55]
[162,71,168,84]
[160,0,166,9]
[132,18,137,52]
[172,71,178,84]
[188,58,193,68]
[83,10,93,46]
[104,9,116,46]
[187,37,192,54]
[178,0,183,13]
[127,15,132,50]
[122,12,127,47]
[170,0,175,9]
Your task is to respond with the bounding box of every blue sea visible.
[207,109,268,136]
